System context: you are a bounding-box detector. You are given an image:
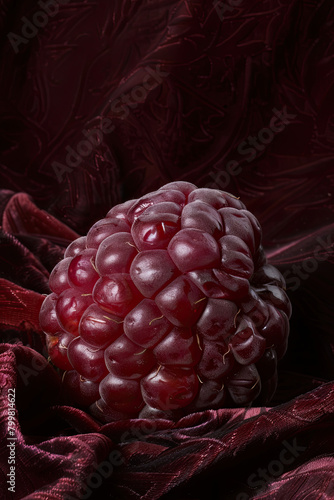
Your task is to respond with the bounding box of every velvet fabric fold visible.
[0,340,333,500]
[1,0,334,498]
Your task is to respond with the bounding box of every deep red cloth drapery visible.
[1,1,334,498]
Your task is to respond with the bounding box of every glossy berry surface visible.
[39,182,291,421]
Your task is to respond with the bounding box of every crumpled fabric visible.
[1,0,334,498]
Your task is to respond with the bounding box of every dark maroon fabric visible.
[1,1,334,499]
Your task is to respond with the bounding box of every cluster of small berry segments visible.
[39,182,291,421]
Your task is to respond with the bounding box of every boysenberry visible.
[40,182,291,421]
